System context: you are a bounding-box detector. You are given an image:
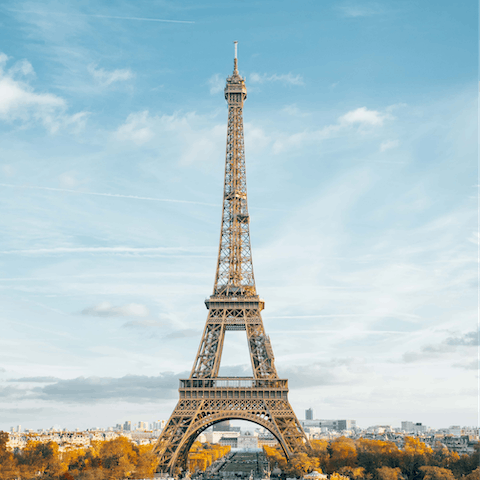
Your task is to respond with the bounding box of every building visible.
[237,432,259,450]
[302,419,356,431]
[306,408,314,420]
[137,422,149,431]
[401,421,427,434]
[213,420,231,431]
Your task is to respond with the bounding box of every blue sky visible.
[0,0,477,431]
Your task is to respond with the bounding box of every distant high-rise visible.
[305,408,314,420]
[213,420,231,432]
[123,421,131,431]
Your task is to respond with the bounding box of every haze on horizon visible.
[0,0,477,431]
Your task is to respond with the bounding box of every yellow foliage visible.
[187,442,231,472]
[331,473,351,480]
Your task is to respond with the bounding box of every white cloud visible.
[207,73,224,94]
[0,52,88,133]
[380,139,399,152]
[87,64,135,86]
[81,302,150,317]
[0,53,9,72]
[8,59,35,77]
[282,104,311,117]
[114,110,226,166]
[272,106,390,154]
[250,72,304,86]
[115,110,153,144]
[339,106,389,126]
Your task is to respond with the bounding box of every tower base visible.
[153,378,309,473]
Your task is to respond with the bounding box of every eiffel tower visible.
[153,43,310,474]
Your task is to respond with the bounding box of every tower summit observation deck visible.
[153,43,311,474]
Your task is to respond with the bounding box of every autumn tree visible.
[284,452,320,476]
[311,439,330,472]
[356,439,401,474]
[328,437,358,473]
[97,436,138,480]
[464,467,480,480]
[400,437,433,480]
[134,444,159,479]
[0,432,18,480]
[17,440,65,479]
[376,466,403,480]
[419,466,456,480]
[338,466,367,480]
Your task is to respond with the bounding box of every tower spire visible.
[234,40,238,72]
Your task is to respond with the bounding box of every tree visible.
[0,431,18,480]
[376,466,402,480]
[134,444,159,479]
[98,436,138,480]
[464,467,480,480]
[339,466,367,480]
[400,437,433,480]
[285,452,320,476]
[17,440,65,479]
[356,439,401,474]
[328,437,358,473]
[311,440,330,472]
[419,466,455,480]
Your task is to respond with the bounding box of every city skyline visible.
[0,0,477,431]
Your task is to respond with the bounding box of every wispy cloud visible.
[0,183,219,207]
[272,105,391,154]
[250,72,304,86]
[8,9,195,24]
[338,3,386,18]
[402,331,478,363]
[114,110,226,166]
[380,139,399,152]
[452,359,479,370]
[207,73,224,94]
[87,64,134,86]
[81,302,150,317]
[163,329,200,340]
[0,246,214,257]
[8,376,60,383]
[122,320,166,329]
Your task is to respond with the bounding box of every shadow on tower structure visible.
[153,42,311,474]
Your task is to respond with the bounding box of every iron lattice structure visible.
[153,45,310,474]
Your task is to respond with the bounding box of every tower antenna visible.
[233,41,238,72]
